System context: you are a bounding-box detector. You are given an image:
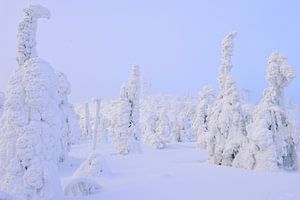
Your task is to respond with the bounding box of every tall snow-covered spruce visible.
[57,71,81,160]
[0,5,63,199]
[237,53,298,171]
[127,64,142,152]
[207,32,247,167]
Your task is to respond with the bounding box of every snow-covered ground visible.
[61,142,300,200]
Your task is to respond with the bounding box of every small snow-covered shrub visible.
[73,152,110,178]
[64,177,101,197]
[64,152,108,197]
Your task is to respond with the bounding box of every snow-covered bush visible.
[64,152,108,197]
[235,53,298,171]
[192,86,215,149]
[64,177,101,197]
[207,32,247,167]
[73,152,110,178]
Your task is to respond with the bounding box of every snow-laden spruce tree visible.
[82,103,92,139]
[127,64,142,151]
[236,53,298,171]
[111,85,131,154]
[207,32,247,166]
[57,71,81,160]
[156,106,172,147]
[142,97,171,149]
[192,86,215,149]
[0,91,4,116]
[0,5,63,199]
[92,98,101,150]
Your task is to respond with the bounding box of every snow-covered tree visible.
[127,64,141,151]
[156,106,172,147]
[177,111,192,142]
[96,110,109,144]
[236,53,298,171]
[142,97,171,149]
[57,71,81,160]
[207,32,247,166]
[0,5,63,199]
[111,85,131,154]
[192,86,215,149]
[93,98,101,150]
[82,103,92,139]
[16,5,50,66]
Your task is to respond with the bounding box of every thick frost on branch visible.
[17,5,51,66]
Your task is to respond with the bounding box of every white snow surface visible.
[61,141,300,200]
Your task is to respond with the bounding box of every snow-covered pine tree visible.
[207,32,247,166]
[97,114,109,144]
[142,96,170,149]
[82,103,92,139]
[127,64,142,151]
[156,105,172,147]
[57,71,81,160]
[236,53,298,171]
[192,86,215,149]
[112,85,131,155]
[0,5,63,199]
[93,98,101,150]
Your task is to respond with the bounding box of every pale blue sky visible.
[1,0,299,103]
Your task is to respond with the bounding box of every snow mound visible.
[64,177,101,197]
[74,152,110,177]
[64,152,108,197]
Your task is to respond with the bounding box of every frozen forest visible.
[1,3,300,200]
